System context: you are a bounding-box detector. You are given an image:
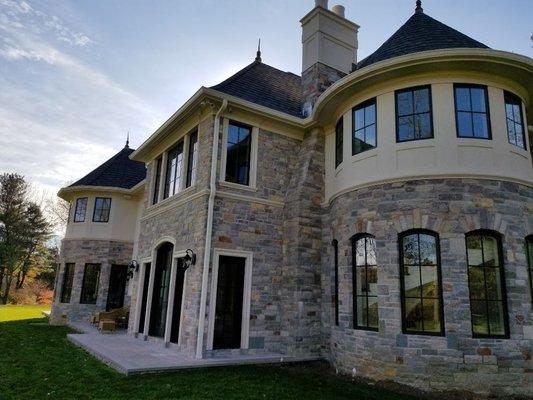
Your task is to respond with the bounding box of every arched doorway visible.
[149,242,173,337]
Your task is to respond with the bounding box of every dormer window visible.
[504,91,525,149]
[92,197,111,223]
[454,84,491,139]
[395,85,433,142]
[73,197,87,222]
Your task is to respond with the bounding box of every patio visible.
[66,323,319,375]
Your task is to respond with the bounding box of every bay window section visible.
[466,231,509,338]
[73,197,87,222]
[335,117,343,168]
[225,122,251,185]
[164,141,184,198]
[396,85,433,142]
[186,131,198,188]
[92,197,111,223]
[504,92,525,149]
[352,99,376,155]
[80,263,101,304]
[454,84,491,139]
[399,230,444,335]
[352,234,378,330]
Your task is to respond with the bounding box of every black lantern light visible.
[181,249,197,271]
[127,260,139,280]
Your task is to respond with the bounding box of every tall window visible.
[352,234,378,330]
[332,239,339,326]
[73,197,87,222]
[352,99,377,155]
[186,131,198,188]
[80,263,101,304]
[466,231,509,338]
[527,236,533,302]
[92,197,111,222]
[226,122,252,185]
[396,85,433,142]
[152,157,162,205]
[399,230,444,335]
[504,92,525,149]
[60,263,75,303]
[164,141,184,198]
[454,84,491,139]
[335,117,343,168]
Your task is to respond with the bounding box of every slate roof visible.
[69,145,146,190]
[211,60,302,118]
[357,8,489,69]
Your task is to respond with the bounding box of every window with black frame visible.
[152,156,162,205]
[164,141,184,198]
[332,239,339,326]
[352,234,378,330]
[335,117,343,168]
[186,130,198,188]
[352,99,377,155]
[504,92,526,149]
[60,263,75,303]
[454,84,491,139]
[399,230,444,335]
[80,263,101,304]
[466,231,509,338]
[395,85,433,142]
[225,121,252,185]
[92,197,111,222]
[527,236,533,302]
[73,197,87,222]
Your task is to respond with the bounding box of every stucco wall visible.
[322,178,533,397]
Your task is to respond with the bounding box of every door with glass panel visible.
[149,243,173,338]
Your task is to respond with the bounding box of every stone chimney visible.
[301,0,359,116]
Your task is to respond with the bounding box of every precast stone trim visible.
[322,178,533,397]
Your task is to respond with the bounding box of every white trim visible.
[219,118,258,189]
[206,248,253,351]
[216,190,284,208]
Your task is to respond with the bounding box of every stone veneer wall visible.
[322,178,533,397]
[50,239,133,325]
[301,62,346,116]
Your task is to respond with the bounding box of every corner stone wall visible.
[50,239,133,325]
[322,178,533,397]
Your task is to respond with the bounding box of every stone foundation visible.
[322,178,533,397]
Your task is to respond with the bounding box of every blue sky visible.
[0,0,531,196]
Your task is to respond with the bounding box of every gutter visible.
[196,99,228,359]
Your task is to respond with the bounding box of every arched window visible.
[399,230,444,335]
[466,230,509,338]
[352,234,378,330]
[527,236,533,301]
[332,239,339,326]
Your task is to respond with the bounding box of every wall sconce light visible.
[182,249,197,271]
[127,260,139,280]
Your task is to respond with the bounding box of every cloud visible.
[0,0,164,196]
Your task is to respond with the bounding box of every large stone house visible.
[50,1,533,396]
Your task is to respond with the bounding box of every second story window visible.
[396,85,433,142]
[454,84,491,139]
[335,117,343,168]
[225,121,251,185]
[73,197,87,222]
[504,92,525,149]
[152,157,162,205]
[164,141,184,198]
[92,197,111,222]
[186,131,198,188]
[352,99,376,155]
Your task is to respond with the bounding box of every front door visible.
[149,243,173,337]
[106,264,128,311]
[213,256,246,350]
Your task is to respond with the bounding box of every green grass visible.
[0,308,420,400]
[0,304,50,322]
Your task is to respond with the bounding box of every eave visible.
[58,180,146,202]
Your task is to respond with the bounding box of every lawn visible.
[0,307,420,400]
[0,304,50,322]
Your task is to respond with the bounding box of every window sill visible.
[148,184,196,211]
[509,148,529,159]
[351,149,378,164]
[219,180,257,192]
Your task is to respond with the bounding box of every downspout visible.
[196,99,228,359]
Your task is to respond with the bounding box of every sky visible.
[0,0,531,198]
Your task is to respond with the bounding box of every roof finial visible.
[255,38,262,62]
[415,0,423,14]
[125,131,130,149]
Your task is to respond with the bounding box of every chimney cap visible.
[331,5,345,18]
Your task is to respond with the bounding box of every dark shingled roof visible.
[211,60,302,117]
[357,9,489,69]
[69,145,146,190]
